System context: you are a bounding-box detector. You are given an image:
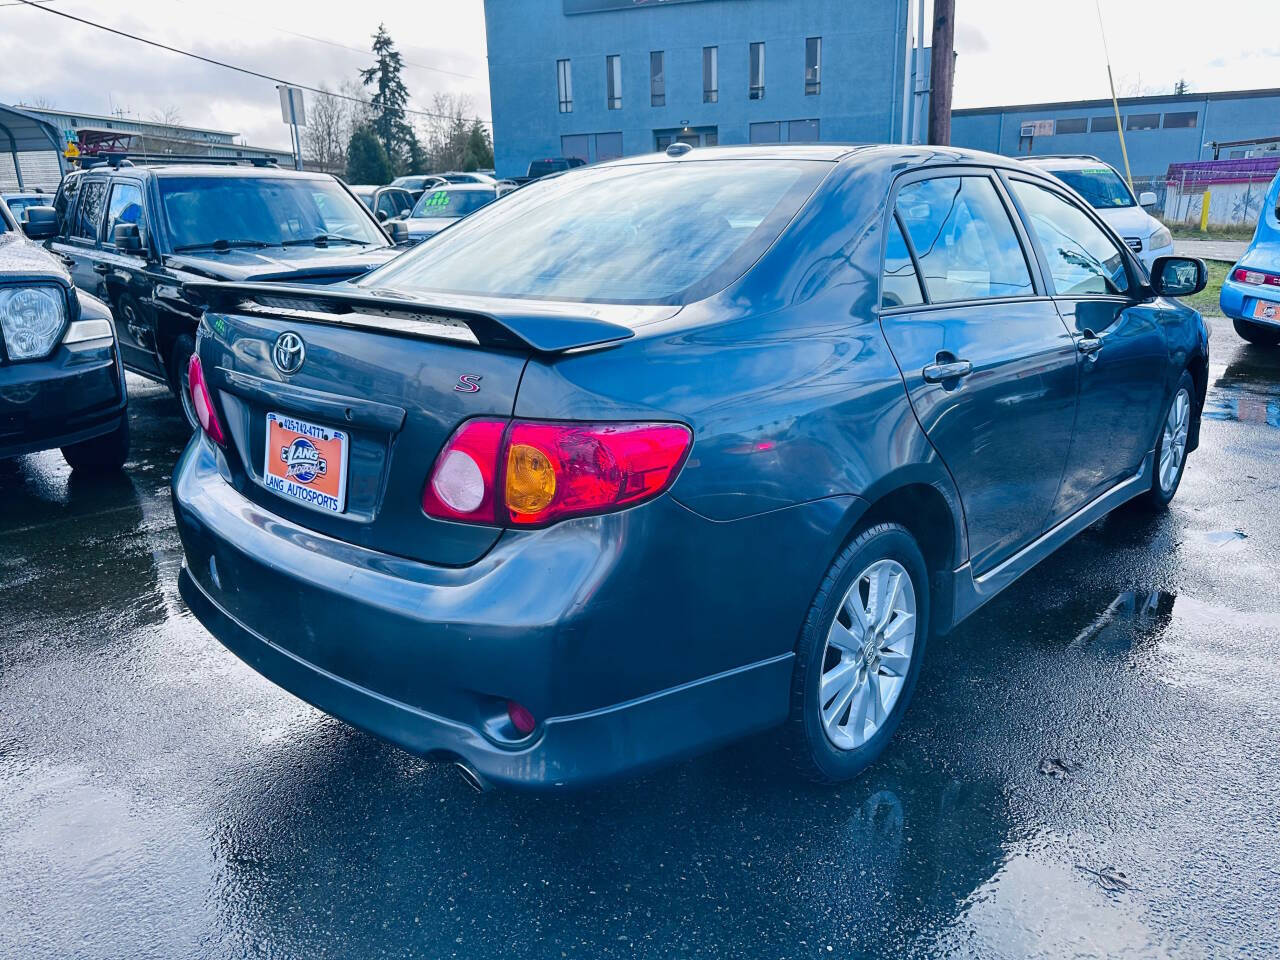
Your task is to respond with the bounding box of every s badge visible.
[454,374,482,394]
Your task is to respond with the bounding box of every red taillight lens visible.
[503,421,692,526]
[1233,267,1280,287]
[421,418,505,522]
[187,353,226,446]
[422,419,692,528]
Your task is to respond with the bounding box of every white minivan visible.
[1023,155,1174,272]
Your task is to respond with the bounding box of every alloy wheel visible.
[819,558,917,751]
[1158,387,1191,494]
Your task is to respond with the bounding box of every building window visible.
[702,46,718,103]
[787,118,820,141]
[606,54,622,110]
[650,51,665,107]
[557,59,573,113]
[1126,113,1160,131]
[1091,115,1118,132]
[1055,117,1088,134]
[749,121,780,143]
[805,37,821,95]
[1163,111,1198,129]
[749,42,765,100]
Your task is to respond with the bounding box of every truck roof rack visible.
[78,152,281,170]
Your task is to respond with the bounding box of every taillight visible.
[1233,267,1280,287]
[423,419,692,528]
[187,353,227,446]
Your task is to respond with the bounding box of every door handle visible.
[921,358,973,383]
[92,263,112,275]
[1078,332,1103,359]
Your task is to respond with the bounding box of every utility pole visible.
[928,0,956,145]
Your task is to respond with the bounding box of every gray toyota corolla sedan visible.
[173,145,1209,790]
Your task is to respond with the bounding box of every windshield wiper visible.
[280,234,371,247]
[172,239,270,253]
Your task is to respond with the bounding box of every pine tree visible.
[360,24,415,173]
[346,125,394,184]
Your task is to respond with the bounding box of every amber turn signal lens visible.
[505,442,557,514]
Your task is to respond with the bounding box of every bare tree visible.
[303,84,353,176]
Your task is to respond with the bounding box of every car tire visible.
[168,334,198,431]
[1135,370,1196,510]
[1233,318,1280,347]
[786,522,930,783]
[61,414,130,473]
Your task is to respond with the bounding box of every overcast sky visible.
[1,0,1276,151]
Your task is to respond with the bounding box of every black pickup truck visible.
[47,161,401,427]
[0,199,128,470]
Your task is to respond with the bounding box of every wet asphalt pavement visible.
[3,313,1279,959]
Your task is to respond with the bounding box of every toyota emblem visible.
[272,331,306,375]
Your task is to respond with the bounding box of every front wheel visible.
[62,415,129,473]
[786,523,930,783]
[1136,371,1195,510]
[1233,318,1280,347]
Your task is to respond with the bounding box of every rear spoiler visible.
[182,281,635,355]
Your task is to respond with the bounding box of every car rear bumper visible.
[1220,277,1280,325]
[171,434,842,789]
[0,338,127,458]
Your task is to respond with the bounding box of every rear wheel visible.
[62,415,129,473]
[1233,318,1280,347]
[168,334,198,431]
[787,523,930,783]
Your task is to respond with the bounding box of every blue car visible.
[172,145,1210,790]
[1220,169,1280,345]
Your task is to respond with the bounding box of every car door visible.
[97,177,165,377]
[878,170,1080,575]
[49,174,108,294]
[1004,176,1170,521]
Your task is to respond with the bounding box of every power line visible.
[10,0,491,125]
[169,0,480,81]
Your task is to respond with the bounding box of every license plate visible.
[1252,300,1279,322]
[263,412,349,514]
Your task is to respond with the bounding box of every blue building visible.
[951,87,1280,181]
[483,0,917,179]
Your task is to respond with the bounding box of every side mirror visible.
[113,222,143,253]
[1150,256,1207,298]
[1138,191,1158,208]
[386,219,410,245]
[20,205,58,240]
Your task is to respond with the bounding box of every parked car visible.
[508,156,587,187]
[1023,155,1174,271]
[2,191,55,223]
[1219,169,1280,346]
[389,174,446,202]
[172,145,1209,791]
[46,161,400,428]
[402,183,498,243]
[349,184,415,223]
[0,195,128,470]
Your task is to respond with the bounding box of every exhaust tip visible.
[453,761,491,793]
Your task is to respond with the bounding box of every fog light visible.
[506,700,536,736]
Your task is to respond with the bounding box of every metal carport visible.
[0,103,66,192]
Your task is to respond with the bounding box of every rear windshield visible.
[362,159,828,304]
[1046,166,1135,209]
[157,175,387,251]
[410,189,495,219]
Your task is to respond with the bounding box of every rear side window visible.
[105,181,144,246]
[895,176,1034,303]
[369,160,829,304]
[1010,180,1129,296]
[71,179,108,241]
[881,216,924,308]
